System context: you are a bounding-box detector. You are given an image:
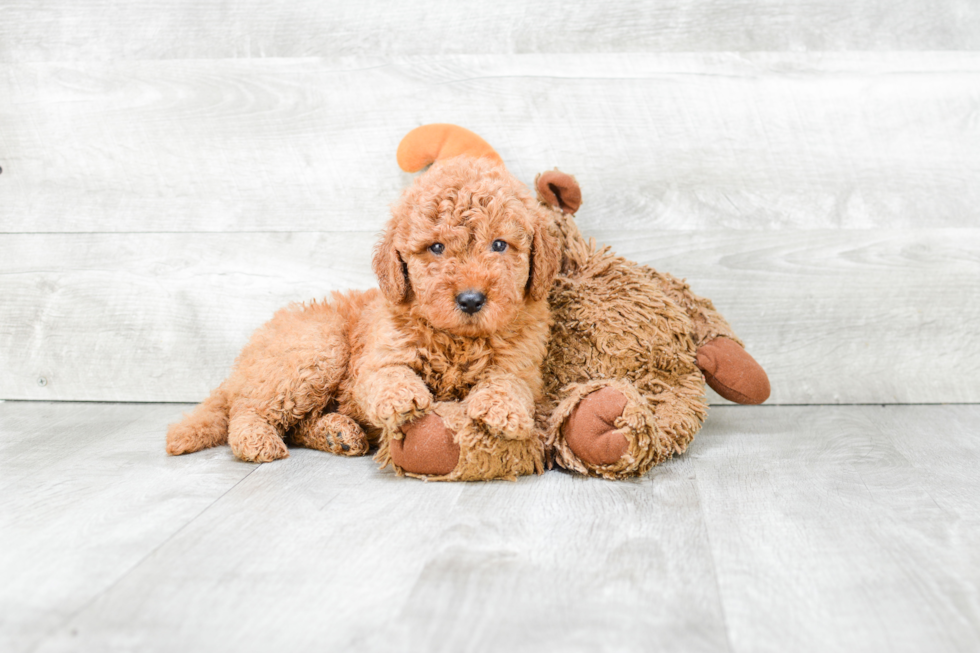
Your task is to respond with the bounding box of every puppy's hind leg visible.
[292,412,369,457]
[166,386,230,455]
[228,402,289,463]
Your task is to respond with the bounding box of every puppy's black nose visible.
[456,290,486,315]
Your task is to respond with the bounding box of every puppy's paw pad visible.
[297,413,369,457]
[329,429,369,456]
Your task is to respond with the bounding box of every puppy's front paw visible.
[466,390,534,440]
[373,381,433,431]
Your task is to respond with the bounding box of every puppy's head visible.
[374,156,559,338]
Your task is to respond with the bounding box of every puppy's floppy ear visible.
[372,224,411,304]
[526,213,561,301]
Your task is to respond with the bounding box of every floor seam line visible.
[691,462,737,653]
[0,407,148,495]
[29,464,261,653]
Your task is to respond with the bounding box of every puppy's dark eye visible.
[491,239,508,253]
[428,243,445,255]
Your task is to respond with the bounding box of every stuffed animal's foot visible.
[547,379,706,479]
[228,409,288,463]
[696,337,770,404]
[390,413,460,476]
[561,386,630,466]
[292,412,369,457]
[380,402,544,481]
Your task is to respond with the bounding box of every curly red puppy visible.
[166,138,559,476]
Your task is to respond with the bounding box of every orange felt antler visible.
[396,124,502,172]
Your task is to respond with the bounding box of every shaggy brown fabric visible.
[536,181,757,479]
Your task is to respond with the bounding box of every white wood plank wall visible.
[1,3,978,404]
[2,1,979,60]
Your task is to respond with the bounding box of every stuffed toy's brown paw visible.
[696,337,770,405]
[381,402,544,481]
[561,386,630,466]
[390,412,460,476]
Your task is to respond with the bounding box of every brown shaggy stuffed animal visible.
[166,128,560,481]
[393,125,770,481]
[535,169,769,479]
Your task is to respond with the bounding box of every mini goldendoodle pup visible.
[166,130,559,476]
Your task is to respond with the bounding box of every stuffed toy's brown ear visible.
[372,225,410,304]
[526,215,561,301]
[397,124,503,172]
[536,169,582,214]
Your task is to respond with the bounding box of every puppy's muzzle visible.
[456,290,486,315]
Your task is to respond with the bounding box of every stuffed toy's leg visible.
[696,336,770,404]
[378,401,544,481]
[546,377,708,479]
[649,271,771,405]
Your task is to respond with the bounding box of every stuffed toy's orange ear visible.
[397,124,503,172]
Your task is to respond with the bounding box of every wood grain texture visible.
[693,405,980,652]
[2,0,979,62]
[1,229,977,404]
[0,232,377,402]
[8,400,727,653]
[2,53,978,233]
[3,402,978,652]
[0,401,253,653]
[36,445,728,653]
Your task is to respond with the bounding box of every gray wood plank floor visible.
[2,401,978,653]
